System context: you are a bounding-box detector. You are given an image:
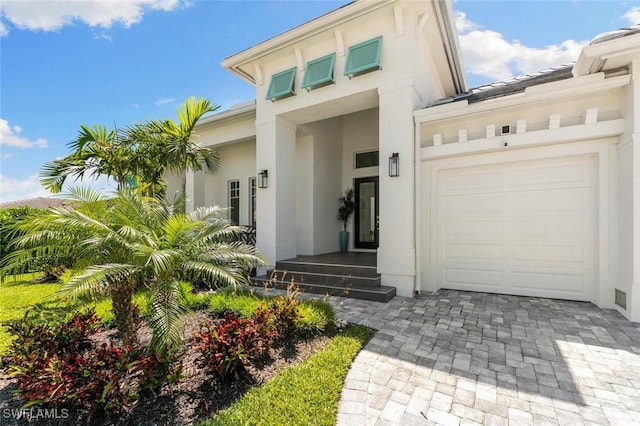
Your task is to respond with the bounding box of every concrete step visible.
[275,260,379,278]
[265,269,381,288]
[252,275,396,303]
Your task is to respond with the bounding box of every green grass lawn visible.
[0,273,149,354]
[202,325,373,426]
[0,274,62,352]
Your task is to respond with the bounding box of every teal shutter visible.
[344,36,383,79]
[266,67,296,101]
[302,53,336,91]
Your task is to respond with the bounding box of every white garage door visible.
[435,154,595,301]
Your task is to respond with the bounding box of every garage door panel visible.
[431,154,595,301]
[441,170,504,194]
[511,216,588,241]
[444,219,505,239]
[442,194,505,217]
[445,243,504,260]
[512,271,587,298]
[510,162,592,190]
[444,267,505,287]
[509,188,592,215]
[512,244,587,264]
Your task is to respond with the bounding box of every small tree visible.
[1,189,265,353]
[337,188,356,231]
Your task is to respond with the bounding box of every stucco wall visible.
[342,108,380,251]
[296,135,314,254]
[312,117,343,254]
[203,140,256,225]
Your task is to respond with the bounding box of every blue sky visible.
[1,0,639,203]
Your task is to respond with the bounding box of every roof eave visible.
[195,101,257,128]
[221,0,394,85]
[434,0,467,93]
[573,32,640,77]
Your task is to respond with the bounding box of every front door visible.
[354,176,379,249]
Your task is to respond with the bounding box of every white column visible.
[256,115,297,266]
[378,82,416,297]
[630,61,640,322]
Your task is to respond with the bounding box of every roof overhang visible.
[573,29,640,77]
[195,100,256,128]
[415,72,631,124]
[222,0,466,93]
[433,0,466,93]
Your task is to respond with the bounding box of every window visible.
[301,53,336,91]
[344,36,382,79]
[228,180,240,225]
[354,151,379,169]
[249,177,256,227]
[266,67,296,102]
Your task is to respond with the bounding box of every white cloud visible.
[1,153,13,160]
[0,0,182,36]
[0,20,7,36]
[155,97,176,106]
[623,7,640,26]
[0,119,48,149]
[92,29,112,41]
[454,11,587,82]
[0,174,51,203]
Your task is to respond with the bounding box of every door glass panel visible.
[358,182,376,243]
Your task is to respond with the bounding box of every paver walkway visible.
[320,290,640,426]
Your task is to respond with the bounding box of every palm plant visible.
[40,125,136,193]
[40,97,219,200]
[1,189,265,352]
[133,97,221,199]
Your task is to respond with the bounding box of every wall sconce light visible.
[389,153,399,177]
[258,169,268,188]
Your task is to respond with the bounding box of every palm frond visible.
[57,263,138,300]
[147,279,187,353]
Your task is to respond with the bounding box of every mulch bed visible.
[0,310,331,426]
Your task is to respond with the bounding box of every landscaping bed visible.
[0,285,372,425]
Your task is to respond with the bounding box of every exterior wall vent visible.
[302,53,336,91]
[266,67,296,102]
[615,289,627,310]
[344,36,382,79]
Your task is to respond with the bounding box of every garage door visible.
[435,154,594,301]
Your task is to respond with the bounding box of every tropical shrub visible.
[1,189,265,352]
[0,207,44,270]
[252,296,299,338]
[1,310,182,415]
[192,310,274,380]
[206,288,335,336]
[296,300,336,336]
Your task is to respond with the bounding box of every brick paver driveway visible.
[329,290,640,426]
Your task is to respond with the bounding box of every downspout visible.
[413,114,422,296]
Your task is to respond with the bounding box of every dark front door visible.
[354,176,379,249]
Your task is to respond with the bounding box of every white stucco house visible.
[170,0,640,322]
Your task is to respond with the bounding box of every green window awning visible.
[344,36,382,79]
[301,53,336,91]
[266,67,296,101]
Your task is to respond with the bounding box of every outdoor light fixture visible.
[389,153,399,177]
[258,169,268,188]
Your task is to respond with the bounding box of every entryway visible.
[354,176,379,249]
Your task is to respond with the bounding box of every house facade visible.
[172,0,640,322]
